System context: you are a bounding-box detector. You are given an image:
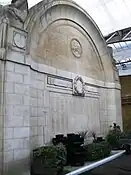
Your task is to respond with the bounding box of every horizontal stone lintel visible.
[47,76,100,95]
[2,57,121,90]
[47,76,72,89]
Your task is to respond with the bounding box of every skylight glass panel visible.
[0,0,11,5]
[120,42,127,49]
[1,0,131,36]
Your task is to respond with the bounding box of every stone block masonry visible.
[3,64,31,174]
[0,0,122,174]
[2,57,121,172]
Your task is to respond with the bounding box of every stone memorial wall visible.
[0,0,122,174]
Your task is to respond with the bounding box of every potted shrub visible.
[31,145,67,175]
[56,142,67,174]
[84,142,111,161]
[32,146,58,175]
[78,130,88,140]
[92,131,97,143]
[106,124,122,150]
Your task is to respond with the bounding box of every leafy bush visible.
[32,144,67,175]
[84,142,111,161]
[106,124,122,149]
[78,130,88,139]
[92,132,96,140]
[33,146,59,168]
[56,143,67,167]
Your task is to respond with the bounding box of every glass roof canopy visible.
[0,0,11,5]
[1,0,131,36]
[75,0,131,36]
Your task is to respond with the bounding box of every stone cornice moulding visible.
[4,54,121,90]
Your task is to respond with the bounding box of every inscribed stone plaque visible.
[49,92,100,135]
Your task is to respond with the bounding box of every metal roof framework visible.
[104,27,131,67]
[105,27,131,44]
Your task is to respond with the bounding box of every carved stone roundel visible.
[13,32,26,49]
[70,38,82,58]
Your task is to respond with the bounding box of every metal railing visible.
[66,150,125,175]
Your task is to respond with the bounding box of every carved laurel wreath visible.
[73,76,85,97]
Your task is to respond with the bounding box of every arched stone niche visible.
[25,0,115,82]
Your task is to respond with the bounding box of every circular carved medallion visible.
[13,32,26,49]
[70,39,82,58]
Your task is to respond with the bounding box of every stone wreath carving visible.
[70,38,82,58]
[73,76,85,97]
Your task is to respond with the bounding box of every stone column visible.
[0,16,9,175]
[0,16,30,174]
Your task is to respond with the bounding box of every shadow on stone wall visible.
[3,157,30,175]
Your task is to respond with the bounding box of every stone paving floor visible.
[82,154,131,175]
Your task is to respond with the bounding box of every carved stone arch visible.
[25,0,115,82]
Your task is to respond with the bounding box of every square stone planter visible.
[32,166,58,175]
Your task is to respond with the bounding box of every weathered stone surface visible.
[0,0,28,27]
[4,139,23,151]
[4,82,14,93]
[5,72,23,83]
[14,149,30,161]
[15,64,29,75]
[4,128,13,139]
[0,0,123,174]
[4,115,23,127]
[5,94,23,105]
[13,127,29,138]
[7,52,25,63]
[5,62,15,72]
[4,151,14,163]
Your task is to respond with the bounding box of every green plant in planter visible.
[32,144,67,175]
[32,146,60,175]
[100,142,111,157]
[56,143,67,166]
[106,124,122,149]
[42,146,59,168]
[56,143,67,174]
[78,130,88,139]
[92,131,97,143]
[84,142,111,161]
